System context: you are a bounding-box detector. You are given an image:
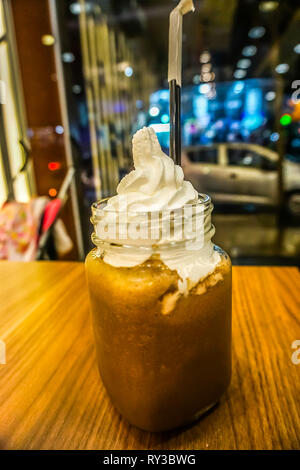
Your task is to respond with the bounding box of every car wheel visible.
[286,191,300,217]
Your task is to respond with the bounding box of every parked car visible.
[182,143,300,216]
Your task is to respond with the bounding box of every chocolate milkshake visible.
[86,127,232,432]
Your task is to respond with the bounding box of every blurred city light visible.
[242,45,257,57]
[205,130,215,139]
[202,63,212,73]
[41,35,55,46]
[243,88,264,130]
[124,66,133,77]
[248,26,266,39]
[270,132,279,142]
[194,95,209,126]
[199,51,211,63]
[198,84,210,94]
[149,106,160,117]
[159,90,169,101]
[48,188,57,197]
[293,43,300,54]
[152,78,280,150]
[62,52,75,63]
[275,63,289,74]
[265,91,276,101]
[233,82,245,93]
[237,59,251,69]
[280,114,292,126]
[48,162,61,171]
[234,69,247,79]
[202,72,215,82]
[69,2,81,14]
[259,1,279,12]
[161,114,169,124]
[72,85,82,94]
[55,125,64,135]
[70,2,93,15]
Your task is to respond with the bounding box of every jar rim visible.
[91,193,211,216]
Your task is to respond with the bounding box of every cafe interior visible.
[0,0,299,265]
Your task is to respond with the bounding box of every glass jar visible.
[85,194,231,432]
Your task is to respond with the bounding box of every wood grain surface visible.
[0,261,299,450]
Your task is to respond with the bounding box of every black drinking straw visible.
[169,79,181,165]
[168,0,194,166]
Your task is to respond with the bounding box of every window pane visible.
[0,42,30,202]
[0,1,6,37]
[0,145,7,206]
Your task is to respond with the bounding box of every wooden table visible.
[0,261,299,450]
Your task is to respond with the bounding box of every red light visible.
[48,188,57,198]
[48,161,61,171]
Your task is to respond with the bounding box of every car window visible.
[227,149,277,171]
[285,153,300,164]
[187,148,218,163]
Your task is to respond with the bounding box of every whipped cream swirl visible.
[106,127,198,212]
